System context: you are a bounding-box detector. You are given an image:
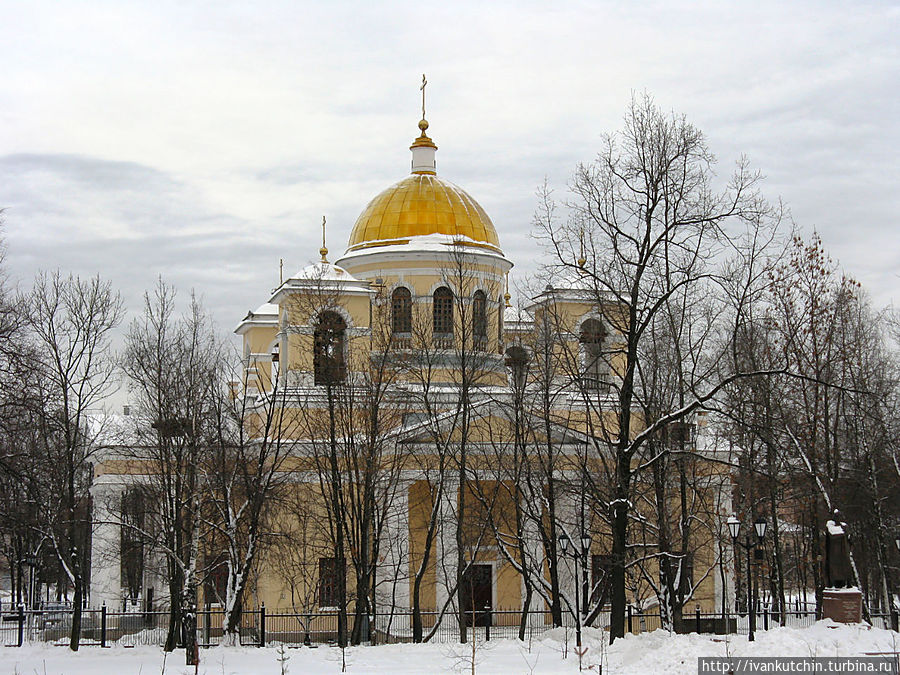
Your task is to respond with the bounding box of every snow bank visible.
[1,620,897,674]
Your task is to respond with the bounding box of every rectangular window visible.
[318,557,343,608]
[669,422,695,447]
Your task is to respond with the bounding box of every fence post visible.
[203,602,210,647]
[695,605,701,633]
[627,604,633,634]
[259,603,266,648]
[763,604,769,631]
[17,604,24,647]
[891,607,898,633]
[101,603,107,647]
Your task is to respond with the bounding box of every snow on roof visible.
[252,302,278,316]
[290,261,357,282]
[504,305,533,325]
[87,412,145,447]
[234,302,279,334]
[338,233,511,264]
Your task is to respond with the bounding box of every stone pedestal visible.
[822,587,863,623]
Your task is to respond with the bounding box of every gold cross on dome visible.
[420,74,427,120]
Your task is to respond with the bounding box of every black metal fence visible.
[0,603,896,648]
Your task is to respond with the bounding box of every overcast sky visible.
[2,1,898,345]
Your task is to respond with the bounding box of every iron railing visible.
[0,602,895,648]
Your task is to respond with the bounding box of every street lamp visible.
[727,515,740,541]
[754,518,768,544]
[728,516,767,642]
[558,530,591,650]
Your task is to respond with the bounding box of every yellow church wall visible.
[245,325,279,356]
[203,114,731,625]
[408,480,438,611]
[240,325,279,393]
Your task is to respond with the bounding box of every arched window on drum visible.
[579,318,608,391]
[472,290,487,351]
[391,287,412,346]
[433,287,454,348]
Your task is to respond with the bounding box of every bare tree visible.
[535,93,781,642]
[282,264,409,646]
[121,280,218,664]
[26,271,122,650]
[204,343,297,645]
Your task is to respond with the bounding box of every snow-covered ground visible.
[2,620,898,674]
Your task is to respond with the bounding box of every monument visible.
[822,509,863,623]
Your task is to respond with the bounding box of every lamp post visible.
[727,516,767,642]
[893,535,900,631]
[21,554,39,642]
[558,530,592,649]
[22,556,39,611]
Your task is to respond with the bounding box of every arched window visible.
[505,345,529,390]
[579,318,607,390]
[391,287,412,335]
[472,290,487,349]
[433,287,453,337]
[314,311,346,385]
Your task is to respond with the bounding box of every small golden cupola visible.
[345,119,502,253]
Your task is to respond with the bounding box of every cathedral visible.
[89,104,728,638]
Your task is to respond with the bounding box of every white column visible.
[435,477,459,614]
[556,488,581,614]
[522,514,545,626]
[89,478,122,608]
[376,481,410,616]
[715,475,735,613]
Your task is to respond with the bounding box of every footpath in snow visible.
[2,620,898,674]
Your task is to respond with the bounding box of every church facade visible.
[89,111,729,635]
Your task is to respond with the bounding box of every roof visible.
[346,171,501,254]
[290,261,357,282]
[234,302,279,335]
[504,305,534,328]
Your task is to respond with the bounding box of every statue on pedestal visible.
[824,509,853,589]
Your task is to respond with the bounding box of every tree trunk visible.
[608,454,631,642]
[519,585,532,641]
[164,566,183,652]
[68,570,83,651]
[183,581,198,666]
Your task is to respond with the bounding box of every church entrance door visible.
[461,564,492,627]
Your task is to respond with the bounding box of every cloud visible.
[0,0,897,337]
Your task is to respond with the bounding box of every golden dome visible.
[346,173,502,253]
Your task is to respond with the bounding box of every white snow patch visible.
[2,620,898,674]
